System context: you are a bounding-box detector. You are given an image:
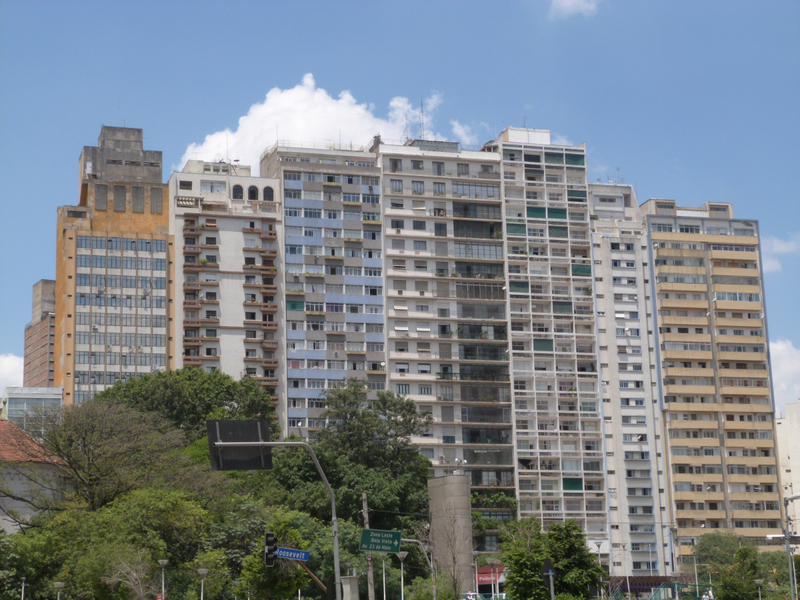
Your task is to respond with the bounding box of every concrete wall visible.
[777,401,800,534]
[429,474,474,596]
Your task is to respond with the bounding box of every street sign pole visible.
[209,438,342,600]
[542,558,555,600]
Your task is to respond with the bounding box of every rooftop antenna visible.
[403,114,410,143]
[419,98,425,141]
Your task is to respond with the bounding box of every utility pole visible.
[363,493,376,600]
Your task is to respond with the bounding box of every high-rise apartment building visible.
[54,127,173,405]
[168,160,282,414]
[374,138,514,549]
[42,124,788,576]
[776,401,799,536]
[260,145,386,436]
[642,199,783,566]
[23,279,56,387]
[589,184,669,575]
[486,128,607,555]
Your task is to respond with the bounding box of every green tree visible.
[247,379,432,531]
[500,518,549,600]
[717,546,759,600]
[0,402,228,515]
[314,378,433,472]
[544,521,604,599]
[500,518,603,600]
[96,367,278,442]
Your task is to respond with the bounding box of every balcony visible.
[261,302,278,313]
[261,322,279,331]
[260,231,278,241]
[261,359,279,369]
[260,339,279,350]
[261,284,278,295]
[183,356,202,366]
[183,337,202,347]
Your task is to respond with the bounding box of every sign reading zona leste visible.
[359,529,401,553]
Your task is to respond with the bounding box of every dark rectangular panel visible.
[207,420,272,471]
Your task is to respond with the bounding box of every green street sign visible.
[359,529,402,553]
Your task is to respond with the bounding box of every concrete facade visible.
[589,184,670,575]
[642,199,783,566]
[23,279,56,387]
[428,474,474,596]
[168,161,282,423]
[260,146,385,435]
[54,127,173,405]
[776,401,800,535]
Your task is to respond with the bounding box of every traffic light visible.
[264,532,278,567]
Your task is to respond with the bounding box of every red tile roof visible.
[0,420,59,464]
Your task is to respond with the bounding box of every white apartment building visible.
[374,138,515,549]
[168,161,283,421]
[589,183,670,575]
[486,128,608,557]
[776,401,800,536]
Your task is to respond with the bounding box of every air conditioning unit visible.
[395,229,401,234]
[397,290,403,295]
[420,291,425,296]
[91,325,99,331]
[97,287,105,294]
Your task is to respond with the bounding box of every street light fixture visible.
[397,552,409,600]
[754,579,763,600]
[401,538,436,600]
[377,552,387,600]
[197,569,209,600]
[54,582,64,600]
[486,558,501,599]
[158,559,168,600]
[20,577,26,600]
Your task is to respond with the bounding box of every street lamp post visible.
[20,577,25,600]
[377,552,387,600]
[486,558,500,599]
[158,559,168,600]
[401,538,436,600]
[197,569,209,600]
[784,492,800,600]
[620,543,631,598]
[754,579,763,600]
[54,582,64,600]
[398,551,409,600]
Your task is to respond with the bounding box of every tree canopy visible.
[0,376,433,600]
[95,367,279,442]
[499,518,603,600]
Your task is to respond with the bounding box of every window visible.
[232,185,243,199]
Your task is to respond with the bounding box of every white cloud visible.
[551,133,575,146]
[179,74,445,175]
[770,339,800,417]
[0,354,24,396]
[549,0,600,19]
[450,120,478,146]
[761,232,800,273]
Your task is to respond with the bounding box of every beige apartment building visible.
[642,199,783,566]
[23,280,56,387]
[54,127,174,404]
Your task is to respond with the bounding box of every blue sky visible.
[1,0,798,411]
